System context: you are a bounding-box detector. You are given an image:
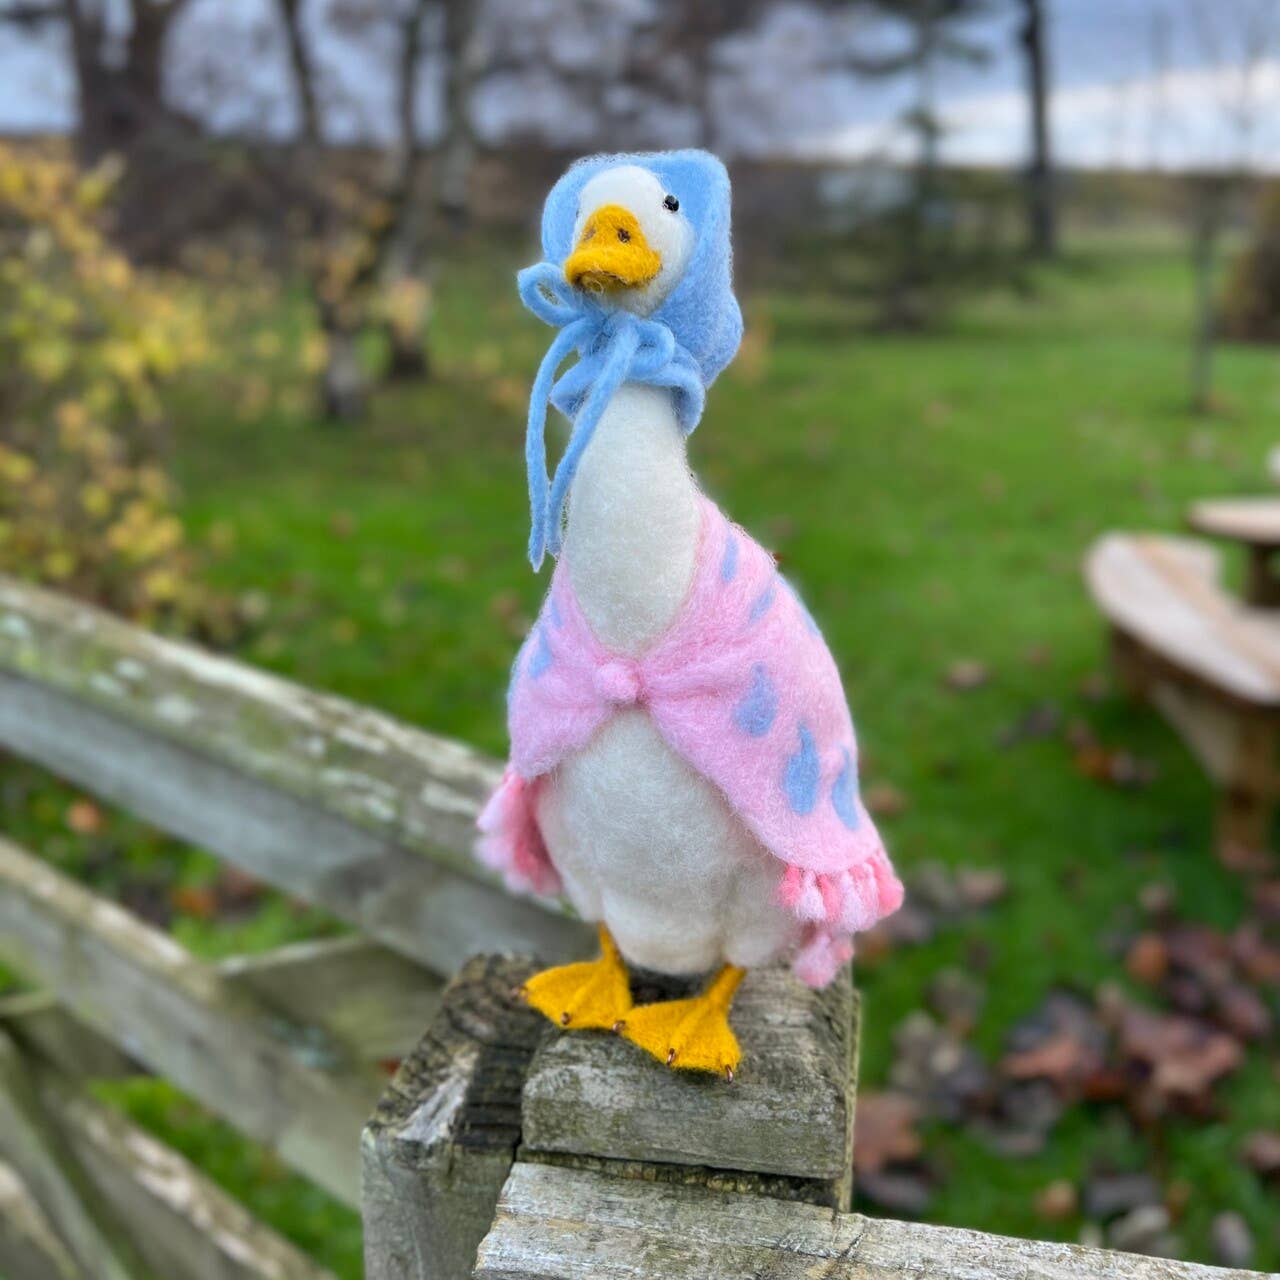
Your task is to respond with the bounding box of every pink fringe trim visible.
[776,852,904,933]
[778,850,904,988]
[475,767,561,897]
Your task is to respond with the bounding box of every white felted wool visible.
[536,711,802,974]
[545,376,801,973]
[570,166,694,316]
[562,382,699,655]
[482,151,903,1002]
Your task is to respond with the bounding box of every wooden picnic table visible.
[1187,496,1280,606]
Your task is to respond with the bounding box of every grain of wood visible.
[0,1029,150,1280]
[0,935,444,1081]
[1086,535,1280,704]
[43,1076,339,1280]
[0,575,589,974]
[522,967,858,1203]
[362,955,545,1280]
[0,836,381,1205]
[0,672,587,975]
[0,1158,80,1280]
[474,1163,1273,1280]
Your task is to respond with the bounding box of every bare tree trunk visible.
[1019,0,1055,257]
[277,0,435,415]
[1189,181,1224,415]
[436,0,479,232]
[322,319,367,422]
[64,0,189,167]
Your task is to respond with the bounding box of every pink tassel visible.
[475,768,561,897]
[792,929,855,988]
[796,872,826,921]
[776,864,804,908]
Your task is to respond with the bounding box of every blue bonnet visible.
[518,149,743,570]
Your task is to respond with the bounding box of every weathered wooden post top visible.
[362,956,1268,1280]
[361,955,860,1280]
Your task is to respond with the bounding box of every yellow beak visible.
[564,204,662,294]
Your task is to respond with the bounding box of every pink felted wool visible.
[477,496,903,988]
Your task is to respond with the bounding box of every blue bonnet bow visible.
[518,149,743,570]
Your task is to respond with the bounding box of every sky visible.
[2,0,1280,172]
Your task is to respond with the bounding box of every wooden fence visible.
[0,573,1271,1280]
[0,573,586,1279]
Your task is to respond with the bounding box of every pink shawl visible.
[477,496,903,988]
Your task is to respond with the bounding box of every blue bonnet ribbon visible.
[518,260,705,571]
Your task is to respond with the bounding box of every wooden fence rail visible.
[0,572,1273,1280]
[0,574,584,1279]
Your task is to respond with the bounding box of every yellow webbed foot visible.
[621,965,744,1080]
[520,925,632,1031]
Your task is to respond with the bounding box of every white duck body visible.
[534,381,801,975]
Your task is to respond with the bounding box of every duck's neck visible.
[563,382,701,657]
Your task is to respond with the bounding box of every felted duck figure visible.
[477,150,903,1080]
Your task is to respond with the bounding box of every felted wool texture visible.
[519,150,743,569]
[562,381,701,656]
[539,152,742,383]
[481,495,904,987]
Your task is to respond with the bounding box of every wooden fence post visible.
[364,956,1272,1280]
[361,956,544,1280]
[361,958,860,1278]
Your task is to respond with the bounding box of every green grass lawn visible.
[79,231,1280,1272]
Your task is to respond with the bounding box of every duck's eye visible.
[617,227,631,242]
[663,194,679,212]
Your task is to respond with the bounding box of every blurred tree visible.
[1221,184,1280,346]
[1016,0,1054,257]
[0,0,192,166]
[858,0,993,328]
[0,0,222,256]
[1182,0,1280,414]
[275,0,435,419]
[0,142,226,634]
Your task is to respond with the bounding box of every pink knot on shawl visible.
[476,496,903,987]
[593,659,643,706]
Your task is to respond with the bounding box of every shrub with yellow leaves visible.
[0,142,225,635]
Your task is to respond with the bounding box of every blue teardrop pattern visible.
[749,581,776,624]
[733,663,778,737]
[547,595,564,629]
[527,626,554,679]
[784,723,821,815]
[720,532,740,583]
[831,746,860,830]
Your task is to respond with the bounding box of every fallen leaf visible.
[170,885,219,920]
[1034,1179,1078,1222]
[853,1091,923,1175]
[944,659,989,691]
[1081,1170,1163,1222]
[1242,1131,1280,1178]
[864,783,908,817]
[997,702,1061,749]
[956,868,1008,910]
[1003,1032,1102,1090]
[926,968,985,1036]
[1218,841,1277,877]
[1211,1212,1254,1269]
[1126,934,1169,986]
[65,799,104,836]
[1107,1205,1175,1257]
[856,1169,934,1215]
[1116,1004,1243,1102]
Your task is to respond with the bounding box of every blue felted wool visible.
[518,150,744,570]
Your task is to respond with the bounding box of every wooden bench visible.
[1085,532,1280,855]
[1187,496,1280,606]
